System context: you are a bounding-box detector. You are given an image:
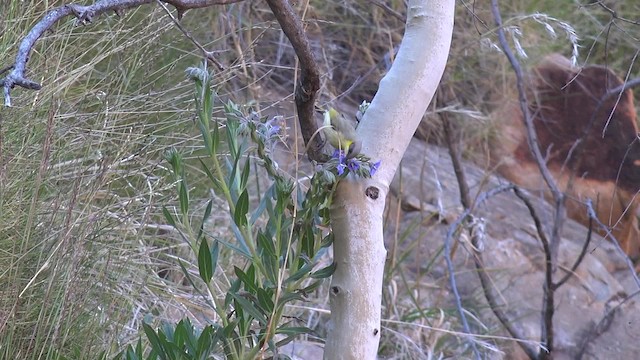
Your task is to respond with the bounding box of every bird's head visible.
[346,140,361,159]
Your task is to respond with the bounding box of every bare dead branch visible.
[576,289,640,360]
[440,92,470,210]
[370,0,405,23]
[441,98,538,358]
[156,0,224,70]
[512,186,554,359]
[592,1,640,26]
[444,184,514,360]
[585,199,640,288]
[473,252,539,359]
[0,0,243,107]
[265,0,324,162]
[489,0,561,202]
[553,217,593,290]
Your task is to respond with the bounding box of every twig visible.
[473,253,539,359]
[552,217,593,290]
[575,289,640,360]
[441,107,470,209]
[585,199,640,288]
[489,0,561,202]
[155,0,224,70]
[600,50,640,137]
[371,0,405,22]
[265,0,324,162]
[512,186,553,359]
[0,0,243,106]
[594,1,640,26]
[444,184,513,360]
[441,101,538,359]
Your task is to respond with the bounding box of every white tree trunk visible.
[324,0,455,359]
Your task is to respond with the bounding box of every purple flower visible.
[336,162,346,175]
[370,160,381,176]
[267,124,280,137]
[347,159,360,172]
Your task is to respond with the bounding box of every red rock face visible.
[492,54,640,260]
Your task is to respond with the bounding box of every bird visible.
[320,107,361,159]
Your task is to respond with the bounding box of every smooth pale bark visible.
[324,0,455,359]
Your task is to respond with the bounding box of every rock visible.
[387,138,640,359]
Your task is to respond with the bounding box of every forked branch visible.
[0,0,243,107]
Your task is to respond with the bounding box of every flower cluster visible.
[329,149,381,178]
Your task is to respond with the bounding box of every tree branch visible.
[444,184,513,360]
[1,0,243,107]
[264,0,323,162]
[441,102,538,358]
[513,187,554,359]
[489,0,561,202]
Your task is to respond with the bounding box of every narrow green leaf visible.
[177,260,199,292]
[300,280,323,294]
[320,233,334,248]
[198,159,223,194]
[234,266,257,293]
[256,287,275,313]
[285,263,312,283]
[198,239,213,282]
[229,292,267,324]
[142,323,167,360]
[198,120,213,155]
[250,184,272,224]
[178,180,189,217]
[212,121,220,154]
[210,240,219,274]
[162,207,176,228]
[311,262,337,279]
[277,291,305,305]
[276,326,314,336]
[196,326,213,359]
[197,200,213,240]
[173,321,188,351]
[240,156,251,190]
[233,190,249,227]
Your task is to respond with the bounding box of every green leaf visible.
[229,292,267,325]
[276,326,313,336]
[196,326,213,359]
[198,239,213,283]
[277,291,305,305]
[285,263,312,284]
[240,156,251,191]
[198,159,223,194]
[275,327,312,348]
[197,200,213,240]
[162,207,176,228]
[198,119,213,155]
[142,323,167,360]
[251,184,272,224]
[256,287,275,313]
[320,233,334,248]
[172,321,188,351]
[311,262,337,279]
[210,240,219,275]
[178,180,189,217]
[300,280,323,294]
[178,260,199,293]
[234,266,257,294]
[233,190,249,227]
